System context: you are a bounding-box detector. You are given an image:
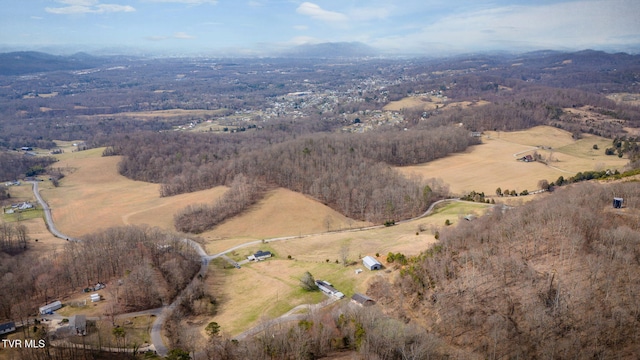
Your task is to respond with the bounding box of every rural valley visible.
[1,48,640,360]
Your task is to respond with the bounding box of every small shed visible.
[362,256,382,271]
[39,300,62,315]
[0,321,16,335]
[90,293,101,302]
[351,293,375,307]
[613,197,624,209]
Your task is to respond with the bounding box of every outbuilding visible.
[362,256,382,271]
[351,293,375,307]
[613,197,624,209]
[247,250,272,261]
[39,300,62,315]
[0,321,16,335]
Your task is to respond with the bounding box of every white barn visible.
[39,300,62,315]
[362,256,382,270]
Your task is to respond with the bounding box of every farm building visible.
[362,256,382,270]
[39,300,62,315]
[247,250,272,261]
[0,321,16,335]
[70,315,87,336]
[613,197,624,208]
[315,280,345,299]
[351,293,375,307]
[90,293,101,302]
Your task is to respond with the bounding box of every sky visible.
[1,0,639,56]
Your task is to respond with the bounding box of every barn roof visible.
[0,322,15,332]
[362,256,381,267]
[351,293,375,306]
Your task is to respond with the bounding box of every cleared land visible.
[383,95,490,112]
[205,200,490,336]
[202,188,370,254]
[42,148,228,237]
[398,126,628,196]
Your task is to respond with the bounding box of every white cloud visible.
[173,32,195,39]
[372,0,640,53]
[46,0,135,14]
[293,25,308,31]
[248,1,264,7]
[296,2,348,23]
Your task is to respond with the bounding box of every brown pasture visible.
[42,149,228,237]
[202,188,371,254]
[398,126,628,196]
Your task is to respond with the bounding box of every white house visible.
[39,300,62,315]
[247,250,272,261]
[362,256,382,271]
[315,280,345,299]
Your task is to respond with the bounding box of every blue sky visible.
[1,0,639,55]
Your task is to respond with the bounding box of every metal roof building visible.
[362,256,382,270]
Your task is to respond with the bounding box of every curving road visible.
[30,181,80,242]
[32,181,467,356]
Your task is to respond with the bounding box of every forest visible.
[369,181,640,359]
[0,225,200,327]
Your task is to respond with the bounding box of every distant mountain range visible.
[280,42,380,58]
[1,46,638,76]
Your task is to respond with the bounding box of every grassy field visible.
[398,126,628,196]
[204,200,491,337]
[383,96,490,112]
[41,150,228,237]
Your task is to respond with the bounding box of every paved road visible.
[30,181,80,242]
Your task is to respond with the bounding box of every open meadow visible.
[203,200,490,337]
[398,126,628,196]
[42,148,228,237]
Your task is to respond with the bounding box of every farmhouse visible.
[247,250,272,261]
[351,293,375,307]
[362,256,382,270]
[315,280,345,299]
[0,321,16,335]
[39,300,62,315]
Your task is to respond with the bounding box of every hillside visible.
[0,51,105,75]
[369,181,640,358]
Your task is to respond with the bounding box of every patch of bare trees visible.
[0,225,200,322]
[0,221,29,255]
[380,181,640,358]
[174,174,266,233]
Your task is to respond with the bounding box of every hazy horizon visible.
[1,0,639,57]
